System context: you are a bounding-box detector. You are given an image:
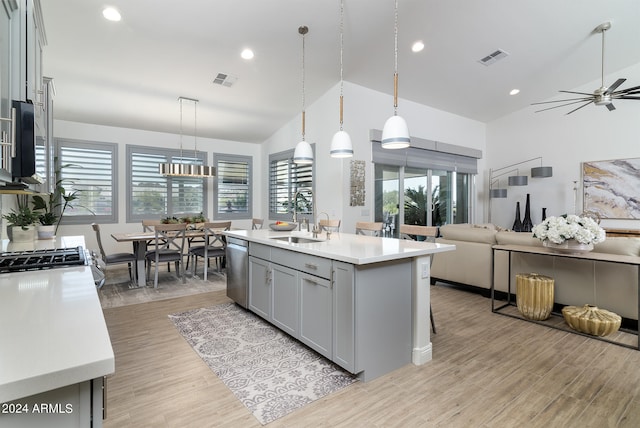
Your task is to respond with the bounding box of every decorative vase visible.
[37,225,56,239]
[512,202,523,232]
[516,273,554,320]
[562,304,621,336]
[522,194,533,232]
[541,207,547,221]
[11,225,36,243]
[543,239,593,254]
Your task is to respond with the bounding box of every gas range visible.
[0,246,89,274]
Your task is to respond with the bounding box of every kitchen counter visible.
[0,238,114,405]
[224,229,455,265]
[225,228,456,373]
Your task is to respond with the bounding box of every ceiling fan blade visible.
[559,90,595,96]
[617,96,640,100]
[604,78,626,94]
[613,85,640,95]
[606,103,616,111]
[534,99,593,113]
[565,100,594,115]
[531,96,592,106]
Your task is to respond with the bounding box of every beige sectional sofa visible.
[431,223,640,321]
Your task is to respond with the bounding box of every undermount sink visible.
[270,236,322,244]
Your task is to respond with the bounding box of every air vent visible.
[478,49,509,66]
[212,73,238,87]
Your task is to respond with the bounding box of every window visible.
[127,145,208,222]
[214,154,252,220]
[56,139,118,224]
[269,148,314,221]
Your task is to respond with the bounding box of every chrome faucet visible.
[318,211,331,240]
[292,188,317,233]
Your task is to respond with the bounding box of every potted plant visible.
[31,162,92,238]
[3,201,39,242]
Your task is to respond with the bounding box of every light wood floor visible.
[102,284,640,427]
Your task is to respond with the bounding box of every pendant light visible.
[293,26,314,164]
[381,0,410,149]
[159,97,215,177]
[330,0,353,158]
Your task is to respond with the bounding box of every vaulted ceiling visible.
[41,0,640,143]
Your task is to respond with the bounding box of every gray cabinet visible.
[299,272,332,358]
[248,255,270,320]
[331,261,355,372]
[1,377,104,428]
[248,247,299,336]
[247,242,355,371]
[271,263,298,336]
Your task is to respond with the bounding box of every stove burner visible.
[0,246,88,273]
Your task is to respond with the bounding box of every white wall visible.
[50,120,262,254]
[486,62,640,230]
[261,81,487,233]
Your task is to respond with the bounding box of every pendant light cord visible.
[179,98,184,160]
[393,0,399,113]
[299,26,308,141]
[339,0,345,130]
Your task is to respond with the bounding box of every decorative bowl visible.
[562,304,621,336]
[269,223,297,231]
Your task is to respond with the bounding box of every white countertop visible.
[225,229,455,264]
[0,238,115,403]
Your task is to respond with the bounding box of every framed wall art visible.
[582,157,640,219]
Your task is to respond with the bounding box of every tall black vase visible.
[522,194,533,232]
[512,201,523,232]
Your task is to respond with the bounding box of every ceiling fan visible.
[532,21,640,115]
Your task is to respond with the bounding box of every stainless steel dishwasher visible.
[226,237,249,308]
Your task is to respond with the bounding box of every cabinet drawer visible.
[249,242,271,260]
[284,251,332,279]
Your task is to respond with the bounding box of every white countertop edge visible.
[1,357,115,403]
[225,229,456,264]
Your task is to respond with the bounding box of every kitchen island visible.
[224,229,455,381]
[0,237,114,427]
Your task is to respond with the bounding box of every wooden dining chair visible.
[91,223,137,282]
[188,221,232,280]
[252,218,264,230]
[399,224,438,334]
[142,219,163,232]
[145,223,187,288]
[355,221,383,237]
[319,219,341,232]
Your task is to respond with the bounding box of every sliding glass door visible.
[375,164,472,237]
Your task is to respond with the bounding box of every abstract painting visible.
[583,158,640,219]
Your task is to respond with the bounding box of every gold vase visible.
[516,273,554,320]
[562,305,621,336]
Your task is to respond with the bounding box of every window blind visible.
[215,155,252,219]
[57,141,117,222]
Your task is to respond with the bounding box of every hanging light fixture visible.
[381,0,410,149]
[293,26,314,164]
[160,97,215,177]
[330,0,353,158]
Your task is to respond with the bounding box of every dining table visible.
[111,229,222,287]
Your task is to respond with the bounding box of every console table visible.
[491,244,640,350]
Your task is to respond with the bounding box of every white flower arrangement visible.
[532,214,606,245]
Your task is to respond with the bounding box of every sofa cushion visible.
[594,237,640,257]
[440,223,497,244]
[496,231,544,247]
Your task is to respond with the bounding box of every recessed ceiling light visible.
[411,40,425,53]
[102,7,121,22]
[241,48,254,60]
[510,89,520,95]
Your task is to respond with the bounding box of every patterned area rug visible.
[169,302,357,425]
